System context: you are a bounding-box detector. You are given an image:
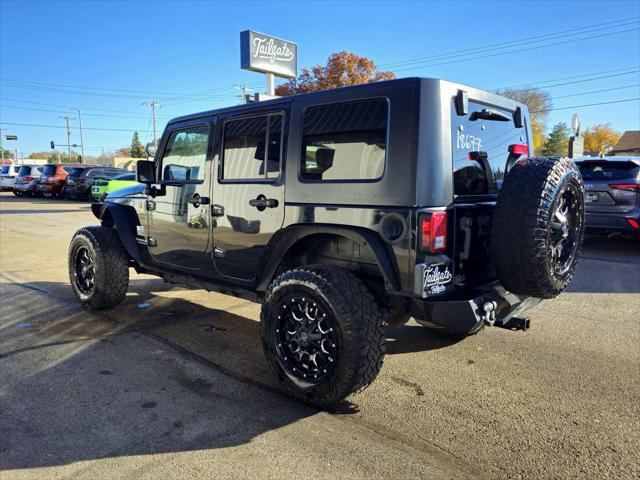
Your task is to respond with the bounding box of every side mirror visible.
[145,143,157,158]
[136,160,156,184]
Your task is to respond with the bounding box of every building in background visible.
[610,131,640,156]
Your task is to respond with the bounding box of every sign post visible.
[240,30,297,98]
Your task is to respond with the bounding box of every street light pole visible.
[72,109,85,162]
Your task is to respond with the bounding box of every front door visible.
[211,110,287,281]
[146,121,212,271]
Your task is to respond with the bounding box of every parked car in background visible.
[576,156,640,236]
[64,166,127,200]
[36,163,89,198]
[90,172,138,201]
[12,164,46,196]
[0,164,22,192]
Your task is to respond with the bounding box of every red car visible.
[36,164,97,198]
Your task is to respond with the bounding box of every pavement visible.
[0,192,638,480]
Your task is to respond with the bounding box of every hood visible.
[106,182,145,199]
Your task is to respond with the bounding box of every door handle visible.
[211,204,225,217]
[249,194,279,211]
[188,194,210,208]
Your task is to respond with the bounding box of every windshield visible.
[113,173,135,180]
[578,161,639,181]
[452,100,529,196]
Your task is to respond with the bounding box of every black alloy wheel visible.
[73,246,95,295]
[274,293,339,383]
[549,185,582,277]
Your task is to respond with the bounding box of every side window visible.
[300,98,388,181]
[161,124,209,182]
[88,169,103,177]
[222,113,283,181]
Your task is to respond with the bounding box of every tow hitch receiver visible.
[496,317,530,331]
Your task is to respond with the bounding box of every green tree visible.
[28,152,50,160]
[539,122,569,157]
[130,132,145,158]
[275,51,395,96]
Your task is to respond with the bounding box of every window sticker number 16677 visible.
[457,132,482,151]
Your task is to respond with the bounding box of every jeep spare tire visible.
[492,157,585,299]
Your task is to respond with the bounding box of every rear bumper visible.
[13,182,38,193]
[400,282,541,333]
[585,209,640,233]
[37,183,61,195]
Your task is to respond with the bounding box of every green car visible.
[91,172,138,201]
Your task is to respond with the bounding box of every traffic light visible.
[50,141,55,149]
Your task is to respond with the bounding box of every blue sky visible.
[1,0,639,157]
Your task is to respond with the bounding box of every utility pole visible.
[71,108,85,162]
[0,128,4,164]
[235,83,254,104]
[60,116,74,161]
[143,100,162,146]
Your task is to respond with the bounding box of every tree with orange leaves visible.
[275,51,395,96]
[582,123,621,155]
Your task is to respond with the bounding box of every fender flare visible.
[91,202,143,262]
[255,224,402,292]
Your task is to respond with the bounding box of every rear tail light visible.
[609,183,640,192]
[420,211,448,253]
[23,176,33,181]
[509,144,529,156]
[628,218,640,229]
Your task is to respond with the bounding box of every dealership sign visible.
[240,30,297,79]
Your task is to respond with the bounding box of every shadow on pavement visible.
[0,278,317,471]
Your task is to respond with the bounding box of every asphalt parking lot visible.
[1,192,638,480]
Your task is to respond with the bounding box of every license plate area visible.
[585,192,599,203]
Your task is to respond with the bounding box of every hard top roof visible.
[166,77,525,126]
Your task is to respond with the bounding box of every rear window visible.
[62,166,76,174]
[42,165,56,175]
[18,166,32,176]
[578,161,639,181]
[113,173,135,180]
[68,167,86,178]
[452,100,528,196]
[300,98,388,182]
[0,166,8,175]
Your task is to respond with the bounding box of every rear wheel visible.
[68,226,129,311]
[261,265,384,408]
[13,190,23,197]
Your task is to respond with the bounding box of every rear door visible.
[211,108,288,282]
[579,160,640,213]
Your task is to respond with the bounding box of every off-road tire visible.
[492,157,585,299]
[261,265,385,408]
[68,225,129,311]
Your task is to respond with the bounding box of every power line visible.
[0,103,171,120]
[392,27,639,74]
[500,66,639,90]
[532,97,640,113]
[551,84,640,99]
[380,16,640,69]
[0,97,173,117]
[505,70,639,93]
[0,121,153,133]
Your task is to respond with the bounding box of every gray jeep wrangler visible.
[69,78,585,407]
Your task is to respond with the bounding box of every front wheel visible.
[261,265,385,408]
[68,226,130,311]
